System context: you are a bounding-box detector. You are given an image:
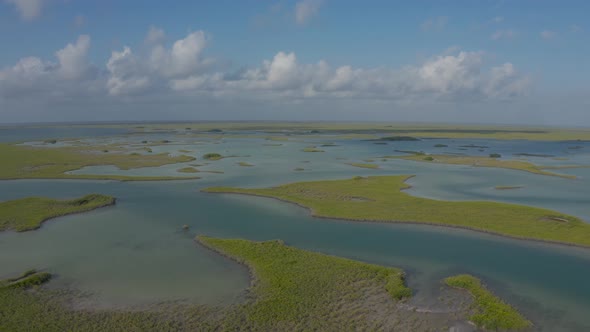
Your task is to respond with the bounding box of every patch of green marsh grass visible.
[445,274,531,330]
[0,237,411,331]
[301,147,324,152]
[0,143,197,181]
[203,153,223,160]
[197,236,411,330]
[177,166,200,173]
[204,175,590,247]
[397,154,574,179]
[1,270,52,290]
[0,194,115,232]
[347,163,380,169]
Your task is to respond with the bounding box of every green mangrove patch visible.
[204,175,590,247]
[0,194,116,232]
[395,154,575,179]
[197,236,412,330]
[347,163,380,169]
[0,237,473,331]
[444,274,531,330]
[0,143,197,181]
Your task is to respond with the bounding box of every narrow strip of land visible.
[392,154,575,179]
[0,143,198,181]
[0,194,115,232]
[445,274,531,330]
[203,175,590,247]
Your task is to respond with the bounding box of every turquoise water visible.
[1,132,590,330]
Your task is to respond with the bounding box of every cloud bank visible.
[0,28,531,117]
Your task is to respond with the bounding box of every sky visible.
[0,0,589,126]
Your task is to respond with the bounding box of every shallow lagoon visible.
[1,131,590,331]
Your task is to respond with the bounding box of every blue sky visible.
[0,0,589,125]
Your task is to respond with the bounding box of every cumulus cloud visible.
[216,50,528,101]
[295,0,323,25]
[105,30,213,95]
[421,16,448,32]
[55,35,92,80]
[106,47,151,96]
[0,28,530,105]
[0,35,98,99]
[5,0,43,20]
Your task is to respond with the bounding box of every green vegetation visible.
[393,150,425,155]
[43,139,57,144]
[265,136,289,141]
[0,194,115,232]
[444,274,531,330]
[1,270,52,290]
[177,167,200,173]
[460,144,489,149]
[0,143,197,181]
[302,147,324,152]
[237,162,254,167]
[197,236,411,330]
[495,186,523,190]
[203,153,223,160]
[347,163,380,169]
[90,122,590,141]
[397,154,575,179]
[489,153,502,158]
[0,237,425,331]
[423,156,434,161]
[514,153,554,158]
[373,136,420,141]
[204,175,590,247]
[294,167,305,171]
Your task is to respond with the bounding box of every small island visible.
[203,175,590,247]
[444,274,531,330]
[495,185,524,190]
[347,163,380,169]
[0,194,116,232]
[394,154,575,179]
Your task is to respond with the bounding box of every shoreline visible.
[0,176,200,182]
[1,196,117,233]
[202,188,590,250]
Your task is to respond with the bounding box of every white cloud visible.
[148,30,210,78]
[105,30,213,95]
[106,47,150,96]
[295,0,323,25]
[5,0,43,21]
[55,35,92,80]
[491,29,515,41]
[0,35,99,99]
[0,28,530,105]
[541,30,557,40]
[219,50,528,101]
[421,16,448,32]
